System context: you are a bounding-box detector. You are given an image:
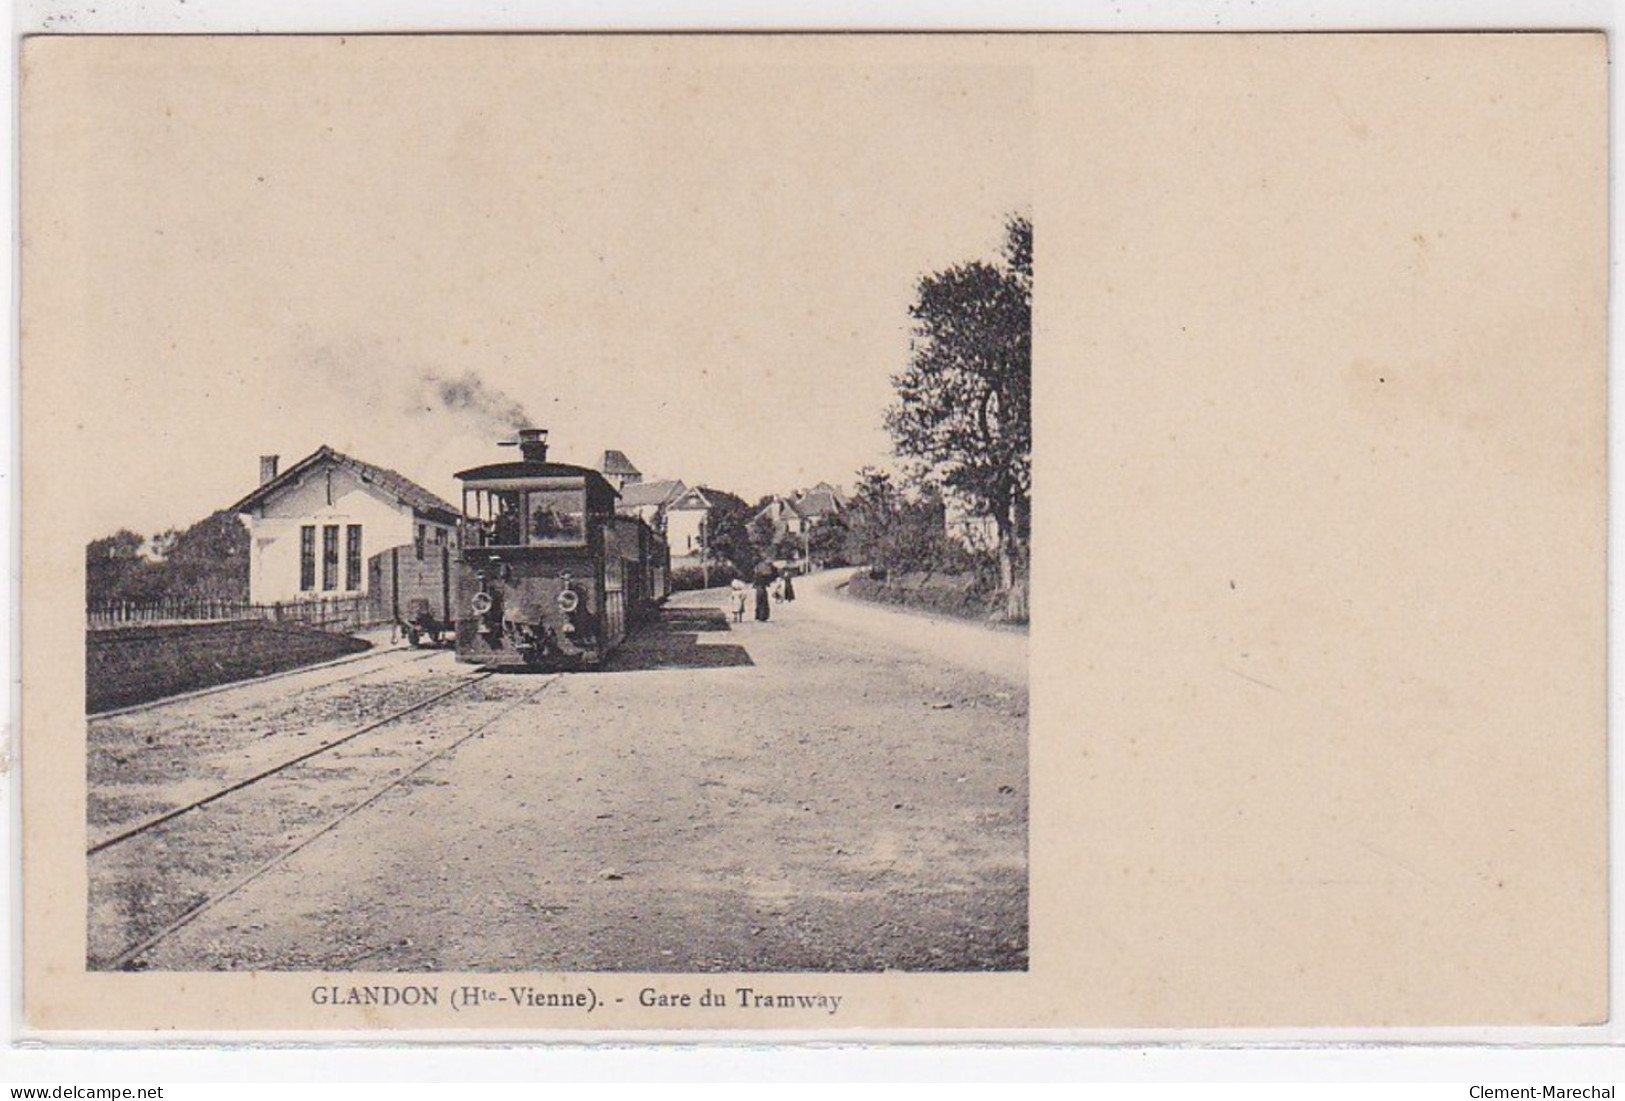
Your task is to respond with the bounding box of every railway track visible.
[87,672,493,855]
[88,669,564,970]
[87,647,466,839]
[88,643,446,723]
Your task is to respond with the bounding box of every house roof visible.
[668,486,713,511]
[793,486,845,519]
[752,495,808,524]
[617,479,687,509]
[600,449,642,477]
[231,446,462,525]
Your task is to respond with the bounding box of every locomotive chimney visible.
[259,454,280,485]
[517,428,549,463]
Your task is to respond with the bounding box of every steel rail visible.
[87,670,494,856]
[99,673,563,971]
[88,646,445,721]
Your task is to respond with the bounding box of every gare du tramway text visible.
[310,984,843,1015]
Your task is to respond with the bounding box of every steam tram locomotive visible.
[453,429,669,668]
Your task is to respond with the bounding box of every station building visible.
[231,447,460,605]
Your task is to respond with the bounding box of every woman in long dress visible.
[752,561,775,622]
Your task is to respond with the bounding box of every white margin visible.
[3,0,1621,1086]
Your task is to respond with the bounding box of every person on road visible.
[782,570,796,602]
[729,578,748,624]
[752,560,776,622]
[771,575,785,603]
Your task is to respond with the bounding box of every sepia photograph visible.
[65,38,1031,976]
[20,30,1608,1036]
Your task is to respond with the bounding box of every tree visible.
[843,468,901,569]
[85,512,250,607]
[806,512,849,568]
[86,530,161,605]
[886,215,1031,618]
[695,487,756,578]
[748,509,779,559]
[163,511,251,600]
[842,468,958,578]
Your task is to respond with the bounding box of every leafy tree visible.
[86,512,250,606]
[772,530,804,562]
[146,530,180,561]
[843,468,962,578]
[886,215,1031,618]
[87,530,145,562]
[86,530,161,605]
[163,511,250,600]
[843,468,900,568]
[806,512,850,567]
[748,510,779,558]
[695,487,756,578]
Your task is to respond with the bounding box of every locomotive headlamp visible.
[470,591,494,615]
[556,588,580,614]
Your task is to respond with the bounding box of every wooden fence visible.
[87,594,391,634]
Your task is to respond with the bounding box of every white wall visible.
[243,463,454,604]
[667,507,706,559]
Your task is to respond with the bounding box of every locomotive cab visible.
[453,429,627,668]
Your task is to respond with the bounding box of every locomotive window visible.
[462,486,586,547]
[525,488,586,546]
[490,490,523,546]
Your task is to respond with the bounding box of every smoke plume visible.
[416,369,532,434]
[293,334,536,446]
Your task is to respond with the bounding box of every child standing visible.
[729,578,748,623]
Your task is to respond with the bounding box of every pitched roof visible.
[792,486,845,519]
[668,486,713,511]
[617,479,687,509]
[600,449,642,477]
[231,446,461,524]
[752,495,808,524]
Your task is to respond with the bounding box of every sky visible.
[41,37,1031,536]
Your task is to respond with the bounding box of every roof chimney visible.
[259,455,280,485]
[517,428,549,464]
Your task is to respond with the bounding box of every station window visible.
[322,525,339,591]
[299,525,316,592]
[345,525,363,591]
[415,523,426,561]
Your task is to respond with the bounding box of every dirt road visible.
[94,579,1028,973]
[798,567,1027,686]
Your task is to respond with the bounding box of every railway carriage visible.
[453,429,669,668]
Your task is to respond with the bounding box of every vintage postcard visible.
[18,32,1606,1033]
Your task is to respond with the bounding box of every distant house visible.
[752,495,811,543]
[791,482,847,524]
[599,451,717,563]
[615,478,688,529]
[231,447,460,605]
[599,449,643,492]
[664,486,714,562]
[753,482,848,568]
